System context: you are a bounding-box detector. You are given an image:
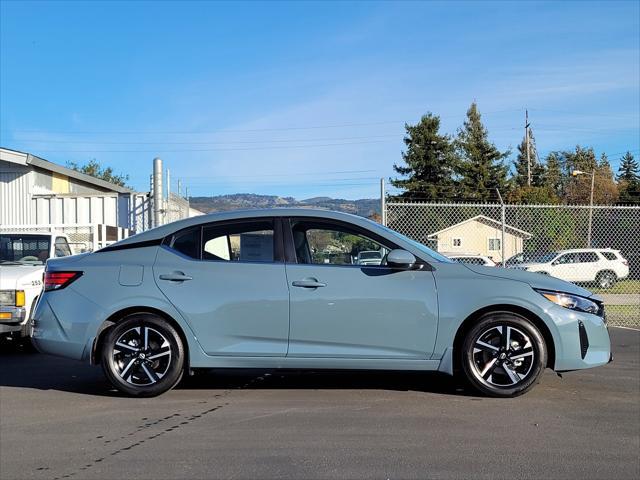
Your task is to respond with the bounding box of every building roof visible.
[0,147,133,194]
[427,215,532,239]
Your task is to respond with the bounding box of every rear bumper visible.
[31,289,104,361]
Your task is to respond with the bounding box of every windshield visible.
[0,234,51,265]
[377,224,454,263]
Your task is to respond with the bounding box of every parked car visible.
[0,232,73,339]
[356,250,383,265]
[511,249,629,289]
[443,253,497,267]
[504,252,545,268]
[32,209,610,398]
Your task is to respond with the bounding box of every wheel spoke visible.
[503,364,521,385]
[119,358,137,378]
[510,347,533,360]
[503,326,510,349]
[144,327,149,350]
[475,340,499,353]
[480,358,498,379]
[141,363,159,384]
[148,347,171,360]
[115,341,140,353]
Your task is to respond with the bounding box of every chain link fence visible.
[386,201,640,328]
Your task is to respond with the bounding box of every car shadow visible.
[0,342,471,398]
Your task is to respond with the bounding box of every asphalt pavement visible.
[1,327,638,480]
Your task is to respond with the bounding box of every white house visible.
[427,215,532,262]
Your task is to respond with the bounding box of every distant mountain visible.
[189,194,381,218]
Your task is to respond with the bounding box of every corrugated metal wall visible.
[0,161,34,225]
[32,195,119,226]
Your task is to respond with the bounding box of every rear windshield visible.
[0,234,51,265]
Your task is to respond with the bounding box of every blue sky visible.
[1,0,639,200]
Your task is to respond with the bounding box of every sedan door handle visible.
[292,279,326,288]
[159,272,193,282]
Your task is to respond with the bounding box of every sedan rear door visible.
[153,218,290,357]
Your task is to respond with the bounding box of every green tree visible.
[543,152,564,198]
[513,128,545,188]
[66,159,129,187]
[455,102,510,201]
[390,113,457,201]
[564,148,618,205]
[616,151,640,204]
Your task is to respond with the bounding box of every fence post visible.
[496,189,506,267]
[380,178,386,226]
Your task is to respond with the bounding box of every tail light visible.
[44,271,83,291]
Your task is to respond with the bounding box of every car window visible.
[202,220,274,263]
[555,253,579,264]
[54,237,72,257]
[169,227,200,259]
[0,234,51,264]
[601,251,617,261]
[579,252,599,263]
[291,221,390,266]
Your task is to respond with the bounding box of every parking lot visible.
[1,327,638,480]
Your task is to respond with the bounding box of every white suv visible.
[512,248,629,288]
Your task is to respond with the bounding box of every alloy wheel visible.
[112,326,172,386]
[470,325,535,387]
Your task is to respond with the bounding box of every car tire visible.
[595,271,617,289]
[461,312,547,398]
[101,313,185,397]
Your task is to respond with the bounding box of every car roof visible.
[555,248,616,254]
[113,208,380,246]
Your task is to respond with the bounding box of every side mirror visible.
[387,249,417,269]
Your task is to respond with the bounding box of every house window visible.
[453,238,462,248]
[488,238,501,251]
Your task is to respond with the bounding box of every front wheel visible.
[461,313,547,397]
[101,313,185,397]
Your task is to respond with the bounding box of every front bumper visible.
[0,306,26,334]
[546,303,611,371]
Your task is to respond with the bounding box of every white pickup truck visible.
[0,231,73,339]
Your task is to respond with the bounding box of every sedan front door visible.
[284,218,438,359]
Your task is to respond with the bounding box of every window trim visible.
[487,238,501,251]
[283,216,433,270]
[162,217,284,264]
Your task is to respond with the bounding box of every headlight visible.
[0,290,15,306]
[535,289,601,315]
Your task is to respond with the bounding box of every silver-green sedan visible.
[32,209,611,397]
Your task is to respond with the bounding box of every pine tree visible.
[390,113,457,201]
[544,152,564,197]
[617,151,640,204]
[455,102,509,201]
[513,128,545,188]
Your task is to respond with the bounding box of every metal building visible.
[0,147,153,251]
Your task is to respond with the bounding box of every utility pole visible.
[525,110,531,187]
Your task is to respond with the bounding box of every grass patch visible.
[590,279,640,295]
[605,304,640,328]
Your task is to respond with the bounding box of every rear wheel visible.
[595,271,616,289]
[101,313,184,397]
[461,312,547,397]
